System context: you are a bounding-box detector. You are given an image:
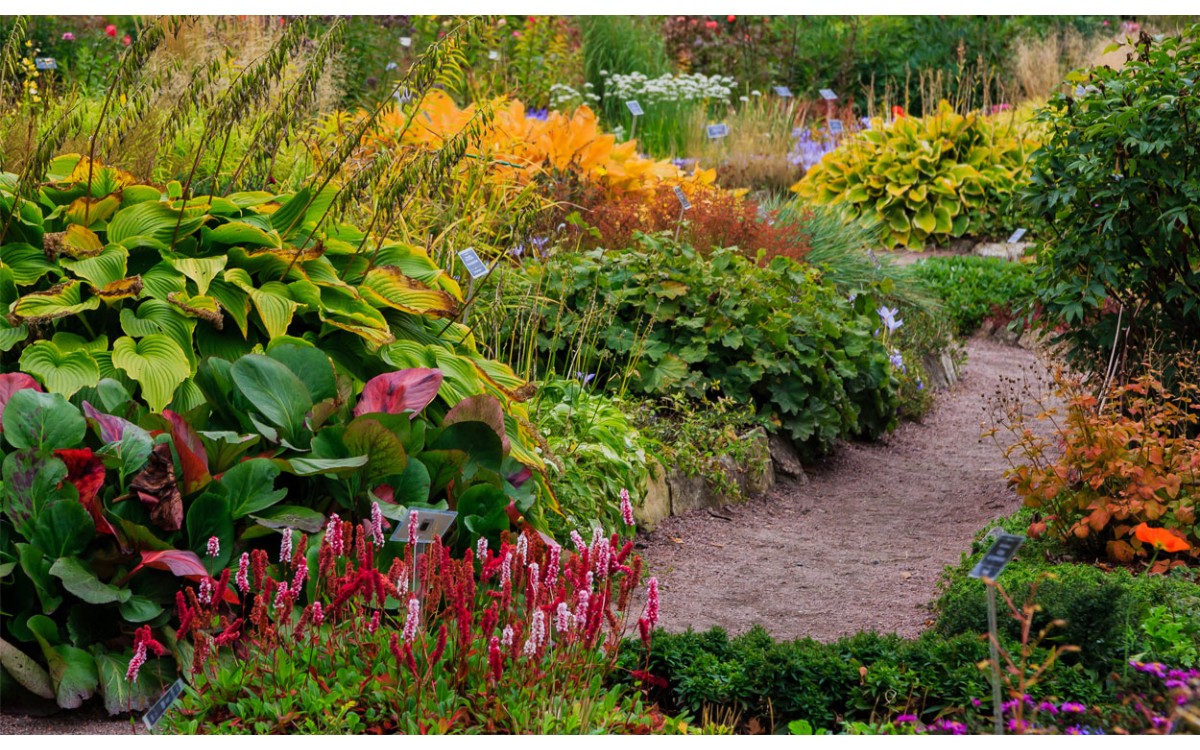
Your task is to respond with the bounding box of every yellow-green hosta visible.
[794,101,1037,250]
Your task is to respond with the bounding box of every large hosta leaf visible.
[206,220,283,248]
[312,284,393,345]
[1,242,58,285]
[166,256,227,296]
[229,354,312,443]
[361,266,459,317]
[225,268,298,339]
[57,244,128,289]
[106,200,208,247]
[111,334,190,413]
[10,280,100,323]
[18,340,100,397]
[119,299,197,370]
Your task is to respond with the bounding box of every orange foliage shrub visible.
[989,360,1199,568]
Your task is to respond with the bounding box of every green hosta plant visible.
[0,154,543,471]
[795,102,1035,250]
[0,347,531,714]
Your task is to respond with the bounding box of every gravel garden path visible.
[639,336,1046,642]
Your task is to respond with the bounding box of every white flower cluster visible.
[549,82,600,109]
[602,71,736,105]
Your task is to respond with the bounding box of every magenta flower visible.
[61,32,75,41]
[402,596,420,643]
[280,528,293,563]
[367,610,381,634]
[516,532,528,563]
[311,601,324,625]
[291,559,308,591]
[206,535,220,558]
[369,502,385,547]
[895,714,917,723]
[646,577,660,628]
[236,552,250,594]
[620,488,634,526]
[198,577,213,605]
[556,601,573,633]
[500,624,515,648]
[476,536,489,562]
[570,530,587,553]
[273,582,289,611]
[326,513,345,555]
[407,509,419,548]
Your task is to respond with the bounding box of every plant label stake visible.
[819,89,838,136]
[773,85,793,98]
[391,508,459,599]
[142,677,185,732]
[828,119,844,136]
[457,247,489,279]
[818,88,838,101]
[706,123,730,140]
[673,186,691,243]
[970,532,1025,736]
[34,57,57,71]
[1007,228,1027,244]
[400,36,412,47]
[626,100,643,141]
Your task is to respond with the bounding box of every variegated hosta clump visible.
[0,153,543,471]
[793,101,1037,250]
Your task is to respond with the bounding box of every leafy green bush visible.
[936,525,1200,673]
[1021,27,1200,374]
[912,255,1035,335]
[796,103,1035,250]
[531,376,651,537]
[494,233,900,460]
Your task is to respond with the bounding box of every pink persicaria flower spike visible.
[279,528,293,563]
[274,582,289,611]
[516,533,528,563]
[500,624,515,648]
[620,488,634,526]
[311,601,324,625]
[545,544,560,586]
[646,577,660,628]
[476,536,489,562]
[369,502,385,547]
[367,610,381,634]
[570,530,587,553]
[402,596,420,643]
[326,513,345,555]
[575,588,590,625]
[236,552,250,594]
[291,559,308,591]
[206,535,220,558]
[527,562,540,598]
[198,576,213,605]
[61,32,75,41]
[126,642,146,682]
[407,509,419,548]
[556,601,573,633]
[500,551,513,587]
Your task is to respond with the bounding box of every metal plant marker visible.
[391,507,459,597]
[970,531,1025,736]
[142,678,185,732]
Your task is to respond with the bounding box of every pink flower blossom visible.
[236,552,250,593]
[105,24,117,37]
[402,596,420,643]
[500,551,513,587]
[125,644,146,682]
[527,562,540,598]
[593,538,610,578]
[367,610,381,634]
[280,528,292,563]
[575,588,590,625]
[407,509,419,548]
[516,533,528,563]
[310,601,324,625]
[646,577,660,628]
[326,513,345,555]
[369,502,385,547]
[476,536,489,562]
[61,32,75,42]
[206,535,220,557]
[545,544,560,586]
[620,488,634,526]
[291,559,308,591]
[556,601,573,633]
[198,577,213,605]
[500,624,515,648]
[122,35,131,47]
[570,530,587,553]
[274,582,289,611]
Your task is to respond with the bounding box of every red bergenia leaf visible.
[354,368,443,419]
[444,394,510,453]
[54,448,115,536]
[0,373,41,433]
[82,401,138,443]
[163,410,211,494]
[138,549,208,578]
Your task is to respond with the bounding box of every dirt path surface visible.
[639,336,1043,643]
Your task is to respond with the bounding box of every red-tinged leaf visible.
[53,448,115,536]
[0,373,42,432]
[138,549,208,578]
[444,394,509,453]
[81,401,137,443]
[163,410,211,494]
[354,368,443,419]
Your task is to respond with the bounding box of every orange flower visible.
[1134,523,1191,553]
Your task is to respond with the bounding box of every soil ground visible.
[638,336,1046,642]
[1,336,1044,733]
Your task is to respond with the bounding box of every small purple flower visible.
[386,61,398,71]
[917,379,924,391]
[1036,701,1058,714]
[1060,701,1086,713]
[970,697,982,708]
[895,714,918,724]
[575,372,596,385]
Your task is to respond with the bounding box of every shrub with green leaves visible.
[795,102,1035,250]
[1021,27,1200,374]
[495,233,900,460]
[912,255,1035,335]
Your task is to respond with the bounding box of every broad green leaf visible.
[250,504,325,533]
[278,455,368,476]
[229,355,312,443]
[165,255,227,296]
[2,390,86,452]
[118,595,164,623]
[111,334,190,413]
[0,636,54,700]
[10,279,100,323]
[58,244,128,288]
[17,543,63,614]
[185,492,233,573]
[28,617,98,710]
[266,342,336,402]
[225,268,298,339]
[49,557,132,604]
[139,262,187,301]
[18,340,100,397]
[0,242,58,285]
[361,266,459,317]
[32,500,94,559]
[206,221,282,248]
[94,650,168,715]
[344,417,408,481]
[106,200,208,247]
[220,458,286,519]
